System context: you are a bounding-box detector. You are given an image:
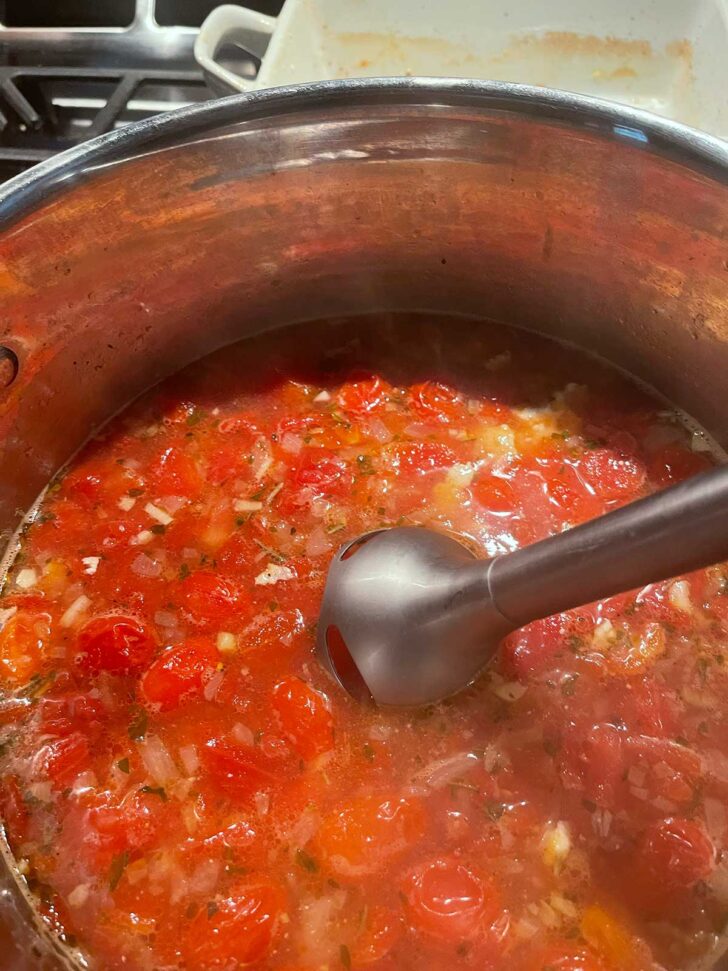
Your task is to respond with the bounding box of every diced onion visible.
[233,499,263,512]
[137,735,180,786]
[491,680,527,703]
[592,619,616,650]
[668,579,693,613]
[118,496,136,512]
[704,797,726,841]
[447,463,476,488]
[144,502,173,526]
[160,495,186,514]
[0,606,17,631]
[131,529,153,546]
[154,610,177,627]
[178,744,199,776]
[305,526,331,558]
[81,556,101,575]
[313,390,331,403]
[68,884,90,908]
[281,432,303,455]
[60,595,90,628]
[27,782,52,803]
[412,751,480,789]
[131,553,162,578]
[252,438,273,480]
[254,791,270,816]
[203,669,225,701]
[232,722,255,746]
[217,631,238,656]
[365,417,392,443]
[255,563,295,586]
[15,568,37,590]
[542,821,571,870]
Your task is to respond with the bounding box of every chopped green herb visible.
[206,900,219,919]
[326,522,347,534]
[582,798,597,813]
[128,487,144,497]
[178,563,190,580]
[109,850,129,891]
[116,758,130,774]
[340,944,352,970]
[128,707,148,741]
[485,801,505,821]
[296,848,318,873]
[543,738,560,757]
[362,742,375,762]
[561,674,579,697]
[140,785,167,802]
[150,524,166,535]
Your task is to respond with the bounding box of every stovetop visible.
[0,0,282,183]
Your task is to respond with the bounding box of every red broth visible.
[0,315,726,971]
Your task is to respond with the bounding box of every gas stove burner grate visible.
[0,0,280,182]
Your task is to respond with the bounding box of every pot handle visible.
[194,4,277,96]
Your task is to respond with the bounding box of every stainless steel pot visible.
[0,78,726,969]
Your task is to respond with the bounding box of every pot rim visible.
[0,76,726,230]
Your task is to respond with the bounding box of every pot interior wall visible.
[0,96,726,551]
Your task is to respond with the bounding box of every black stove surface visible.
[0,0,283,183]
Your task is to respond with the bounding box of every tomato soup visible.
[0,316,726,971]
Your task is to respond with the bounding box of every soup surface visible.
[0,316,726,971]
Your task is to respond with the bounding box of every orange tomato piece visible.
[0,610,51,684]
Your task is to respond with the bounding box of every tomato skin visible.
[76,615,156,675]
[350,905,403,965]
[403,857,500,942]
[472,474,517,513]
[149,445,202,498]
[286,449,353,507]
[271,677,334,761]
[202,737,280,799]
[178,572,248,628]
[33,733,89,787]
[577,448,646,501]
[524,944,611,971]
[183,881,284,969]
[409,382,465,424]
[39,693,107,737]
[638,817,715,893]
[139,638,218,711]
[315,795,426,876]
[337,375,390,416]
[89,790,168,860]
[500,615,564,681]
